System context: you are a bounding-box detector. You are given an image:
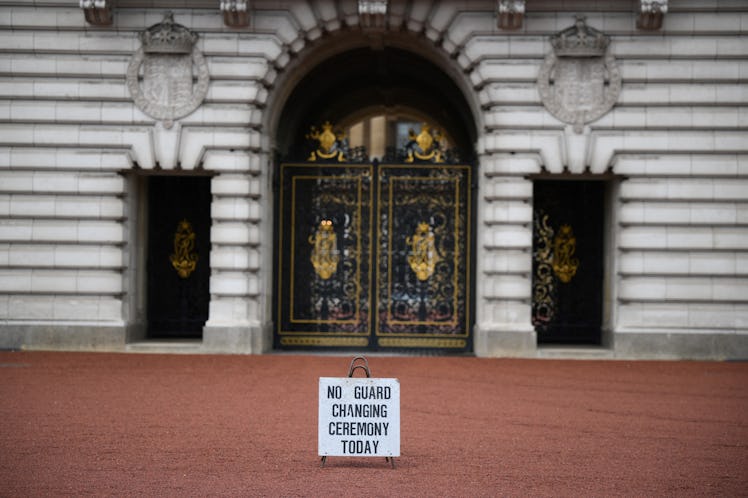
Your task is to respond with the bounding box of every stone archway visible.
[266,33,480,351]
[264,31,482,158]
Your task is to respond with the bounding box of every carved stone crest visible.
[127,13,209,127]
[537,16,621,133]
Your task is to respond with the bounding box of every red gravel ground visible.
[1,352,747,497]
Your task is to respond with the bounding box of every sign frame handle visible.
[347,355,371,378]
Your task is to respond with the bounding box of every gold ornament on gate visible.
[307,122,348,162]
[309,219,340,279]
[552,224,579,283]
[406,222,440,281]
[170,219,198,278]
[404,123,444,163]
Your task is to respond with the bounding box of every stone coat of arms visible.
[537,17,621,133]
[127,13,209,127]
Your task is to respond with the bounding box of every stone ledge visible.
[0,323,126,351]
[203,323,272,354]
[473,325,536,357]
[613,330,748,360]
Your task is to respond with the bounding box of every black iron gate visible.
[275,163,472,351]
[532,180,605,345]
[147,176,211,338]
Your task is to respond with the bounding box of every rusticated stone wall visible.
[0,0,746,358]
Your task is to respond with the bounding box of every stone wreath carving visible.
[127,13,209,127]
[537,16,621,133]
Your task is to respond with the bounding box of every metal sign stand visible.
[320,356,396,469]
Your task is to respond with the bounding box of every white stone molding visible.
[497,0,524,30]
[79,0,113,26]
[637,0,667,31]
[359,0,387,29]
[537,17,622,134]
[221,0,249,28]
[126,13,209,128]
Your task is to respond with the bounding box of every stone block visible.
[211,175,251,196]
[473,325,536,358]
[689,251,735,275]
[30,270,77,293]
[0,32,33,51]
[0,269,31,292]
[714,179,748,201]
[667,227,714,250]
[691,203,737,225]
[643,252,689,275]
[485,274,530,300]
[665,277,712,301]
[480,249,531,274]
[483,224,531,249]
[686,304,738,329]
[618,202,645,224]
[210,246,251,271]
[0,171,33,192]
[76,270,122,294]
[211,271,250,296]
[77,221,124,243]
[641,302,690,327]
[32,219,75,242]
[714,228,748,250]
[78,173,124,194]
[0,219,33,241]
[619,277,666,301]
[53,244,105,268]
[211,222,254,245]
[712,279,748,302]
[645,202,691,225]
[717,37,748,57]
[484,201,532,224]
[6,295,54,320]
[619,226,667,250]
[614,330,748,361]
[8,194,54,217]
[620,180,667,200]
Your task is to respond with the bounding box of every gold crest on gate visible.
[309,219,340,279]
[404,123,444,163]
[307,122,348,162]
[406,222,440,281]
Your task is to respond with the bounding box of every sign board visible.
[318,377,400,457]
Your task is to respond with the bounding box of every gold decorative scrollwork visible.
[406,221,440,281]
[169,219,198,278]
[532,213,555,326]
[552,224,579,283]
[306,122,348,162]
[404,123,445,163]
[309,219,340,279]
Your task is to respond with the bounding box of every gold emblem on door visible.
[170,219,198,278]
[552,224,579,283]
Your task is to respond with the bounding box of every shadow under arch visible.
[266,33,480,160]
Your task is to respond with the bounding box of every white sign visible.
[318,377,400,457]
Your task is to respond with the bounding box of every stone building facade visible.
[0,0,746,359]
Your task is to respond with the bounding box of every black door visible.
[532,180,604,345]
[147,176,211,338]
[275,163,472,351]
